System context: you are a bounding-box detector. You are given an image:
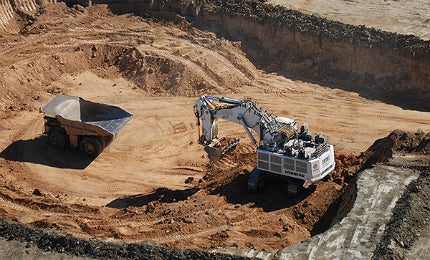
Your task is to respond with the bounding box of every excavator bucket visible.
[204,145,224,162]
[204,138,240,162]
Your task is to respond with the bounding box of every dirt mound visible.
[328,129,430,183]
[0,2,257,110]
[361,129,430,169]
[0,41,245,105]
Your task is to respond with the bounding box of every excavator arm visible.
[194,94,298,160]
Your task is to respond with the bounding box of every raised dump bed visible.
[41,94,132,157]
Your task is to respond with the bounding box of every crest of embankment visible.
[87,0,430,111]
[2,0,429,111]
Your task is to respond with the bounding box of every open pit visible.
[0,0,429,259]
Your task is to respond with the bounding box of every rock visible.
[185,177,194,184]
[32,189,42,196]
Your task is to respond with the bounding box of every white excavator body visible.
[194,94,335,193]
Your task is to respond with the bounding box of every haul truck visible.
[41,94,132,157]
[194,94,335,194]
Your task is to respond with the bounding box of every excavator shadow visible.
[106,187,200,209]
[211,173,316,212]
[0,136,93,169]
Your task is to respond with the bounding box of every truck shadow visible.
[210,173,315,212]
[106,187,199,209]
[0,136,93,169]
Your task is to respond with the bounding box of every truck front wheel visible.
[48,129,67,150]
[79,137,103,158]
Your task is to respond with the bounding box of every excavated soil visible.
[0,0,429,258]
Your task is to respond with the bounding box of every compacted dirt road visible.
[0,0,429,256]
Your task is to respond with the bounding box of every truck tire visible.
[79,137,103,158]
[48,128,67,150]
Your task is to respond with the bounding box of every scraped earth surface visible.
[0,2,429,256]
[269,0,430,40]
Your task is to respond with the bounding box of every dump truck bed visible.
[41,94,132,137]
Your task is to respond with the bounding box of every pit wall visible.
[199,2,430,112]
[86,0,429,111]
[5,0,429,111]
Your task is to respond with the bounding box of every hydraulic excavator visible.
[194,94,335,194]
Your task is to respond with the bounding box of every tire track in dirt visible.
[80,193,231,242]
[138,45,224,92]
[154,203,294,245]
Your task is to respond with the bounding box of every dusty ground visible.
[0,0,429,256]
[269,0,430,40]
